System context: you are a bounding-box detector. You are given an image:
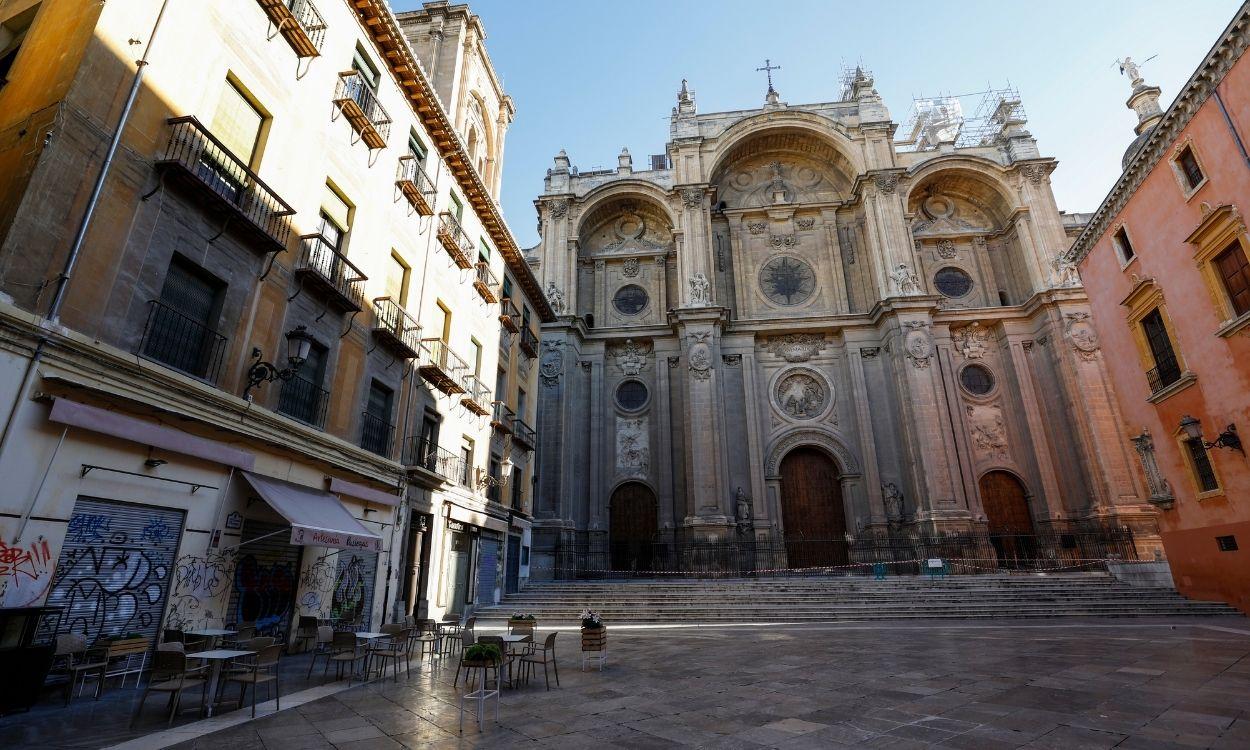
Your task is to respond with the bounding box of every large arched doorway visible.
[779,447,848,568]
[609,482,658,573]
[978,471,1036,566]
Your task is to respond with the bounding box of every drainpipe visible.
[0,0,174,525]
[1213,87,1250,171]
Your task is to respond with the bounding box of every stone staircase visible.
[475,573,1243,623]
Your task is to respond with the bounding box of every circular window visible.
[759,256,816,306]
[934,267,974,298]
[613,284,649,316]
[616,380,649,411]
[960,364,995,396]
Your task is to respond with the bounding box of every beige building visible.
[0,0,548,646]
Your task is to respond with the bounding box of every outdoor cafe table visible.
[185,649,254,717]
[499,633,532,687]
[184,628,236,648]
[352,633,389,680]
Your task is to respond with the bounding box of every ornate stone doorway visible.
[609,482,658,573]
[779,447,848,568]
[978,470,1036,565]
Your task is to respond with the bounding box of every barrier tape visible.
[523,557,1146,577]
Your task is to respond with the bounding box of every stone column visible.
[676,186,714,305]
[860,170,919,299]
[847,345,887,528]
[671,307,732,537]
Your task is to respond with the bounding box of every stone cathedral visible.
[527,71,1160,575]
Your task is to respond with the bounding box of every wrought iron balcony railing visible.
[138,299,228,384]
[360,410,394,457]
[460,374,491,416]
[333,71,391,149]
[499,297,519,333]
[156,117,294,252]
[294,234,366,312]
[436,212,474,269]
[403,436,463,483]
[256,0,326,57]
[473,261,499,304]
[491,401,514,434]
[396,155,435,216]
[519,327,539,358]
[417,338,468,395]
[513,417,536,451]
[277,374,330,428]
[370,297,421,359]
[1146,352,1183,394]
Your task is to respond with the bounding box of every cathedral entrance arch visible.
[978,470,1036,566]
[609,482,658,573]
[779,447,848,569]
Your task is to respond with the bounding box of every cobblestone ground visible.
[161,619,1250,750]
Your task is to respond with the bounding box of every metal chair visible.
[224,643,282,717]
[326,631,367,685]
[519,632,560,690]
[129,650,208,728]
[452,628,478,687]
[292,616,319,653]
[306,626,335,678]
[476,635,515,688]
[368,628,412,682]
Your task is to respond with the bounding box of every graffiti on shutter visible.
[229,520,301,638]
[331,550,378,630]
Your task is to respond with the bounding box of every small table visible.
[185,629,237,649]
[186,649,254,717]
[499,634,532,686]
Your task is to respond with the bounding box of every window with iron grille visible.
[1214,241,1250,317]
[1185,437,1219,493]
[1176,145,1204,191]
[278,340,328,427]
[1140,309,1181,389]
[351,43,380,90]
[511,466,523,510]
[142,255,226,381]
[487,454,501,503]
[361,380,393,455]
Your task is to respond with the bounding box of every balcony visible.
[256,0,326,57]
[294,234,366,312]
[360,410,394,457]
[460,374,491,416]
[277,374,330,428]
[513,417,536,451]
[499,297,519,333]
[436,212,474,269]
[473,261,499,304]
[371,297,421,359]
[333,71,391,149]
[519,327,539,358]
[417,338,468,395]
[491,401,514,434]
[155,117,294,253]
[1146,352,1183,395]
[138,299,228,384]
[403,437,464,484]
[396,155,435,216]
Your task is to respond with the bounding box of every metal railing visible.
[512,418,536,450]
[296,234,366,310]
[461,373,491,405]
[333,71,392,146]
[436,212,473,267]
[419,338,469,379]
[158,117,293,249]
[139,299,228,383]
[491,401,515,432]
[499,297,519,332]
[549,524,1140,579]
[519,327,539,358]
[371,297,421,357]
[277,374,330,428]
[360,410,394,457]
[396,155,435,209]
[403,437,464,483]
[473,261,499,302]
[257,0,326,56]
[1146,352,1183,394]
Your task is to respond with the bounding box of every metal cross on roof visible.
[756,58,781,93]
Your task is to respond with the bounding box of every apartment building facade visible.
[0,0,549,645]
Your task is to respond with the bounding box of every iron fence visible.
[139,299,228,383]
[403,437,464,483]
[360,410,394,457]
[296,234,366,310]
[277,373,330,428]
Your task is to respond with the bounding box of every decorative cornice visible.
[1067,6,1250,266]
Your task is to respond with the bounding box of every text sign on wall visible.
[290,525,381,552]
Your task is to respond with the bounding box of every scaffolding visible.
[895,86,1027,152]
[838,64,875,101]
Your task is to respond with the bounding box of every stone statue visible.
[735,486,753,527]
[881,482,903,526]
[890,263,921,295]
[1051,256,1080,288]
[689,272,711,306]
[1117,56,1143,85]
[545,280,566,314]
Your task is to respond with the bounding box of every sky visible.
[394,0,1241,248]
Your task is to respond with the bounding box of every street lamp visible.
[1179,414,1244,455]
[242,325,316,401]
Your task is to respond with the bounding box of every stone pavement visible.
[160,618,1250,750]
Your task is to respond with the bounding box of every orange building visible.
[1069,6,1250,613]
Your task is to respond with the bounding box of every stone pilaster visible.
[671,306,732,537]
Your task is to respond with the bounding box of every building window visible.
[211,77,267,168]
[478,238,491,264]
[517,387,526,417]
[387,252,410,306]
[1183,437,1219,493]
[141,256,227,381]
[0,4,39,86]
[449,192,464,221]
[361,380,394,455]
[471,338,483,376]
[1113,226,1136,265]
[459,440,473,487]
[959,364,995,396]
[408,130,427,165]
[613,284,649,315]
[615,380,648,411]
[511,466,523,510]
[1216,535,1239,552]
[433,301,451,342]
[351,43,380,90]
[933,267,974,298]
[278,339,329,427]
[495,368,507,404]
[486,454,501,503]
[1213,241,1250,317]
[1174,144,1205,193]
[1140,308,1182,393]
[502,275,513,300]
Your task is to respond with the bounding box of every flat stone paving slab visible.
[6,618,1250,749]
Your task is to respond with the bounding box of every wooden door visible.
[609,483,658,573]
[779,447,848,568]
[978,471,1035,565]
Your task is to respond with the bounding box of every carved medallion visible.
[1064,312,1100,361]
[688,332,712,381]
[952,322,991,360]
[680,188,704,208]
[759,256,815,306]
[539,341,564,386]
[903,321,932,369]
[622,257,640,277]
[765,333,826,363]
[609,338,652,376]
[774,370,828,420]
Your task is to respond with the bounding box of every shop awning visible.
[327,476,401,507]
[241,472,381,552]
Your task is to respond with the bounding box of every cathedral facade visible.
[527,72,1160,576]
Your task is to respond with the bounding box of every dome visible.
[1122,126,1155,171]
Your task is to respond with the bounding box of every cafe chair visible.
[306,626,334,678]
[292,616,319,653]
[327,631,367,685]
[224,644,282,717]
[129,650,207,728]
[519,632,560,690]
[369,628,412,682]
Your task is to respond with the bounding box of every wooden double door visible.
[779,447,849,568]
[609,482,658,573]
[978,471,1036,565]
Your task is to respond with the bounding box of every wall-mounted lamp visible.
[144,458,168,469]
[242,325,315,401]
[1179,415,1244,455]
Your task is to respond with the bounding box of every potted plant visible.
[462,642,502,667]
[507,612,537,630]
[579,609,606,651]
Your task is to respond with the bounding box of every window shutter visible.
[211,82,263,164]
[321,184,351,231]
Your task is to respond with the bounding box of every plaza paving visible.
[146,618,1250,750]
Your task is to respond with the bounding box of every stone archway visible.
[609,482,658,573]
[779,446,848,568]
[978,470,1036,566]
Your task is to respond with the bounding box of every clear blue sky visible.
[395,0,1240,248]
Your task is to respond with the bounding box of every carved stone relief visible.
[769,234,797,248]
[747,221,767,235]
[1131,430,1176,510]
[622,257,640,277]
[903,322,932,369]
[966,404,1009,460]
[765,333,826,363]
[936,239,958,259]
[890,263,922,295]
[544,280,567,314]
[540,340,564,386]
[616,417,650,477]
[1064,312,1101,361]
[774,370,829,420]
[549,199,569,218]
[688,331,712,381]
[795,217,815,231]
[609,338,652,376]
[688,272,711,306]
[952,322,991,359]
[680,188,704,208]
[722,354,742,367]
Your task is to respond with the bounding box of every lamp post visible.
[242,325,316,401]
[1179,414,1244,455]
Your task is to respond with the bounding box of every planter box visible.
[104,637,150,657]
[507,618,536,630]
[580,626,606,652]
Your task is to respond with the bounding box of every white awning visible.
[241,472,381,552]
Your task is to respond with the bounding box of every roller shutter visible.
[229,519,301,639]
